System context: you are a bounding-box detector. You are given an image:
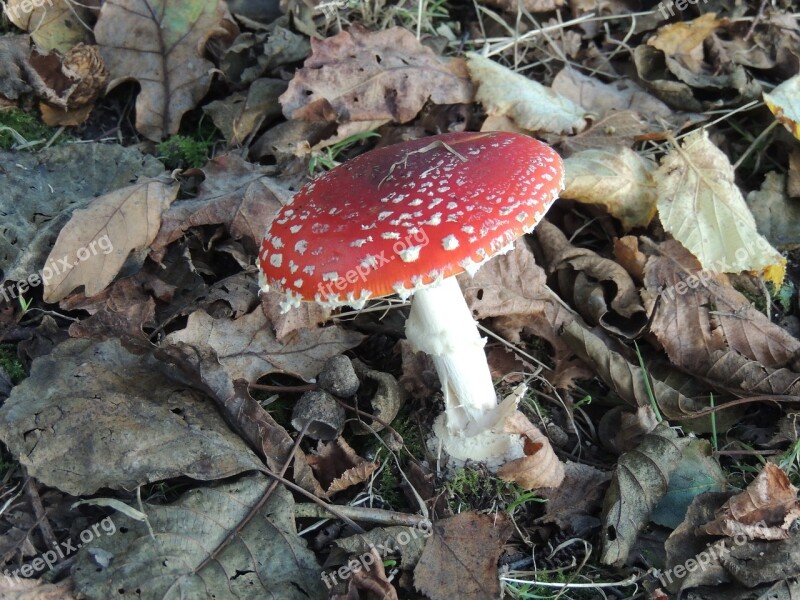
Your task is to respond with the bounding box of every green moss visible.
[0,344,25,384]
[0,109,65,150]
[447,467,541,515]
[156,134,212,169]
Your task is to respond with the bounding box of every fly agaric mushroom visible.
[258,131,563,470]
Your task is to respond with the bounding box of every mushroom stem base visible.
[404,276,497,435]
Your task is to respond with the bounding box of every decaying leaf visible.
[414,512,513,600]
[648,14,725,77]
[601,422,689,566]
[466,53,587,135]
[280,26,473,125]
[335,524,429,570]
[202,78,287,145]
[94,0,229,140]
[655,129,785,285]
[747,171,800,250]
[42,178,178,303]
[764,72,800,140]
[539,461,611,531]
[562,147,657,229]
[701,463,800,540]
[4,0,93,52]
[0,338,263,496]
[0,578,76,600]
[72,475,326,600]
[496,411,565,489]
[308,437,378,495]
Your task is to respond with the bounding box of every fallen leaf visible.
[221,25,310,84]
[539,461,611,531]
[94,0,229,141]
[789,150,800,198]
[202,78,287,145]
[72,475,326,600]
[654,129,785,285]
[164,308,363,382]
[335,525,429,570]
[497,411,566,489]
[764,73,800,140]
[747,171,800,250]
[0,578,76,600]
[561,147,658,229]
[308,438,378,495]
[0,338,263,495]
[600,422,689,566]
[338,548,398,600]
[701,463,800,540]
[414,512,513,600]
[702,349,800,397]
[466,53,587,135]
[4,0,94,52]
[42,177,178,303]
[281,26,473,124]
[648,14,725,76]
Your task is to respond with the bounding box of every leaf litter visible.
[0,1,799,599]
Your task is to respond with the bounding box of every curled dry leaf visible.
[763,73,800,140]
[561,147,658,229]
[655,129,785,285]
[42,178,179,303]
[560,320,704,420]
[601,422,689,566]
[701,463,800,540]
[280,26,473,125]
[496,411,565,489]
[648,14,725,77]
[466,53,587,135]
[94,0,229,141]
[163,308,363,382]
[414,512,513,600]
[307,437,379,496]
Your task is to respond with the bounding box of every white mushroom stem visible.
[404,276,499,436]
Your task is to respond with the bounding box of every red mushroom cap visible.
[259,131,563,309]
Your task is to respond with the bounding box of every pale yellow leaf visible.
[763,73,800,140]
[562,147,657,229]
[654,129,785,285]
[43,179,178,303]
[466,53,587,135]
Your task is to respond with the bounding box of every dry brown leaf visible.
[94,0,228,141]
[535,220,647,337]
[701,463,800,540]
[308,437,378,495]
[789,149,800,198]
[496,411,565,489]
[613,235,647,282]
[150,154,292,260]
[642,239,800,373]
[703,349,800,397]
[42,178,179,303]
[648,14,725,75]
[202,78,287,145]
[655,129,785,285]
[562,147,657,229]
[558,110,648,153]
[414,512,513,600]
[261,291,332,341]
[280,26,473,124]
[0,577,76,600]
[164,308,363,382]
[539,461,611,530]
[747,171,800,250]
[466,53,587,135]
[4,0,94,52]
[337,548,398,600]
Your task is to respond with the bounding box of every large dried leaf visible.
[562,147,657,229]
[42,178,178,303]
[0,338,263,495]
[72,475,325,600]
[94,0,228,141]
[4,0,93,52]
[164,308,363,382]
[496,411,565,489]
[0,144,164,286]
[601,422,689,566]
[642,239,800,373]
[414,512,513,600]
[654,129,785,284]
[280,26,473,124]
[703,350,800,396]
[466,53,587,135]
[648,14,724,76]
[764,73,800,140]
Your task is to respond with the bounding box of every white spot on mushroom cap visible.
[322,272,339,281]
[398,245,423,263]
[303,264,315,275]
[270,253,283,268]
[382,232,401,240]
[271,236,284,249]
[295,240,308,254]
[294,278,303,287]
[442,234,459,250]
[290,225,303,234]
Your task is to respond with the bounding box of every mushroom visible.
[258,131,563,470]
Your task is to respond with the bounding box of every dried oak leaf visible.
[307,437,378,495]
[150,153,292,260]
[414,512,513,600]
[0,338,263,496]
[42,178,179,303]
[280,26,473,124]
[655,129,785,285]
[641,239,800,373]
[164,308,363,382]
[601,422,689,566]
[94,0,229,141]
[561,147,657,229]
[701,463,800,540]
[466,53,586,135]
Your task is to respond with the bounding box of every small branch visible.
[23,472,58,551]
[294,503,430,528]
